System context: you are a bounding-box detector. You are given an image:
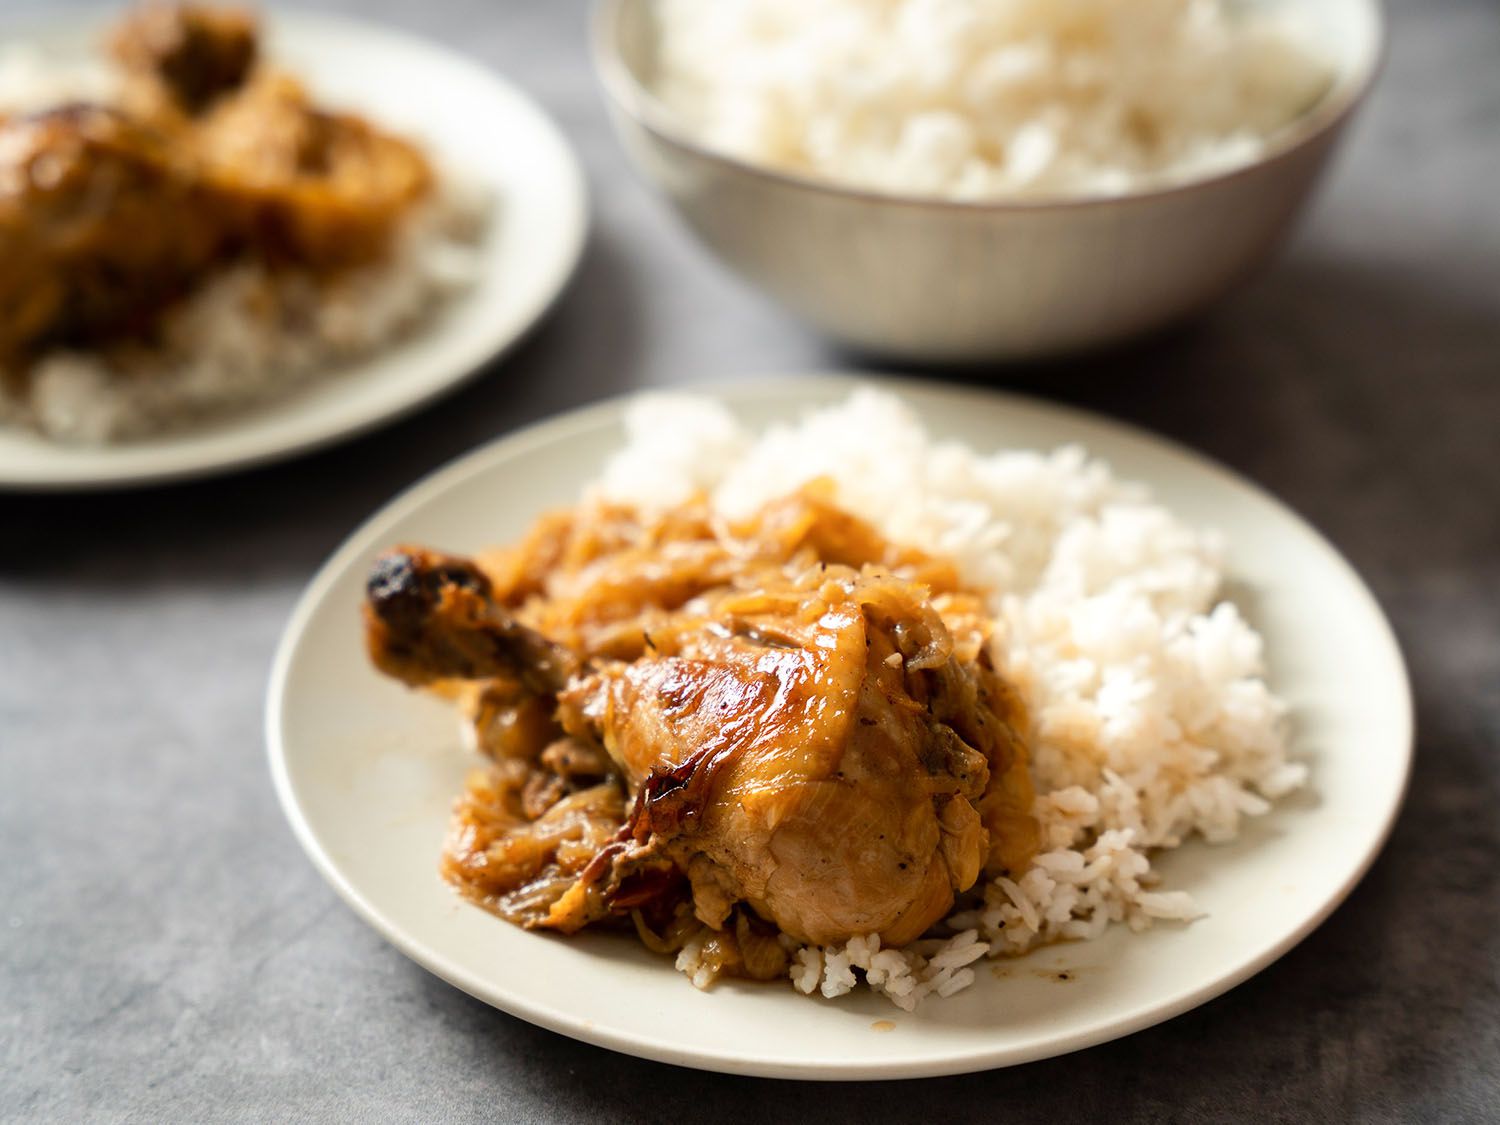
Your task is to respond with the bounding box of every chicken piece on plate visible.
[0,104,235,373]
[1,4,437,381]
[110,2,433,272]
[365,545,577,695]
[557,566,1019,947]
[189,72,433,272]
[363,490,1039,962]
[112,2,259,114]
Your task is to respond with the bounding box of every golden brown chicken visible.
[112,3,432,271]
[0,2,433,383]
[186,71,433,272]
[112,1,259,114]
[0,104,237,376]
[364,488,1039,979]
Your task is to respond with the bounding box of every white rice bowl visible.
[595,389,1303,1010]
[652,0,1332,200]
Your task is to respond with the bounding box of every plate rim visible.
[0,5,589,491]
[265,372,1414,1079]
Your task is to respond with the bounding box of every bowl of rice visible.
[593,0,1382,362]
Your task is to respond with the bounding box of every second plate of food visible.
[0,6,586,489]
[267,375,1410,1079]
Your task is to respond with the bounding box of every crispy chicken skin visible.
[0,3,433,382]
[364,488,1039,968]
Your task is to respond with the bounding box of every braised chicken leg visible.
[556,568,1005,947]
[363,491,1039,968]
[0,3,435,386]
[365,546,576,694]
[0,105,236,374]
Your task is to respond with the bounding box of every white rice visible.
[0,45,488,444]
[652,0,1332,200]
[596,389,1303,1009]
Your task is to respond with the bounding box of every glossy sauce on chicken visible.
[365,487,1039,981]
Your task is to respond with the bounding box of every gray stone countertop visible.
[2,0,1497,1120]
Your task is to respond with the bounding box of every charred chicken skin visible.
[0,3,432,380]
[364,488,1039,978]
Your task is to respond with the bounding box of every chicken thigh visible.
[557,568,1005,947]
[364,490,1038,964]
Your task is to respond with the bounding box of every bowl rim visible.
[590,0,1386,213]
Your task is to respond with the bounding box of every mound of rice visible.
[0,45,487,444]
[652,0,1331,200]
[597,389,1302,1009]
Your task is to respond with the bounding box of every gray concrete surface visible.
[3,0,1497,1120]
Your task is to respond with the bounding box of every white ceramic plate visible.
[266,376,1412,1079]
[0,8,587,490]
